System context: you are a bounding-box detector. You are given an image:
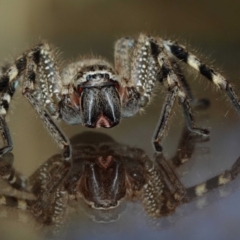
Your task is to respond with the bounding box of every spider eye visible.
[86,75,91,81]
[104,74,109,79]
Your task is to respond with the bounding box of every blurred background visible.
[0,0,240,239]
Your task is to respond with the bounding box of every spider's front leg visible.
[115,34,209,153]
[22,44,72,161]
[0,44,71,163]
[0,44,74,195]
[0,153,70,234]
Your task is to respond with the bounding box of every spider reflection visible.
[0,130,239,236]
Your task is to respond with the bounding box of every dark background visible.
[0,1,240,239]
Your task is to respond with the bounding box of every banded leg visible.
[163,40,240,114]
[0,188,68,235]
[165,58,209,135]
[0,152,28,191]
[0,152,69,231]
[0,43,71,163]
[22,44,71,161]
[158,51,208,132]
[116,35,167,151]
[0,46,73,194]
[115,34,209,153]
[0,79,22,156]
[0,53,29,157]
[0,116,13,156]
[28,154,63,195]
[0,190,68,235]
[0,152,65,193]
[154,50,208,152]
[185,156,240,202]
[0,194,32,211]
[0,150,66,193]
[0,153,70,229]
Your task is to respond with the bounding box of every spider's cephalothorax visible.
[0,33,239,164]
[61,60,141,128]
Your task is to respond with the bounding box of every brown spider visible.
[0,33,239,169]
[0,130,239,236]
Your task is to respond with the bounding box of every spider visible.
[0,130,239,236]
[0,33,239,168]
[0,33,239,236]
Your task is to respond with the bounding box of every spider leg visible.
[154,48,209,152]
[160,57,210,110]
[163,40,240,114]
[0,152,28,190]
[0,45,73,205]
[22,44,71,160]
[0,65,23,156]
[143,143,240,218]
[0,186,68,235]
[142,124,209,217]
[115,35,161,113]
[0,194,32,210]
[142,153,186,217]
[0,43,72,162]
[28,154,63,195]
[141,158,165,217]
[168,59,209,132]
[48,186,68,235]
[0,116,13,155]
[24,92,71,160]
[184,156,240,202]
[0,150,65,194]
[170,126,209,168]
[115,34,209,153]
[153,85,178,152]
[114,37,136,80]
[0,150,69,232]
[31,160,70,222]
[115,35,183,152]
[156,154,186,202]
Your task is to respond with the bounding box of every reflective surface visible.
[0,1,240,239]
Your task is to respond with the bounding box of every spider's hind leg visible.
[153,43,209,152]
[0,152,28,191]
[0,55,27,157]
[184,156,240,204]
[163,40,240,115]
